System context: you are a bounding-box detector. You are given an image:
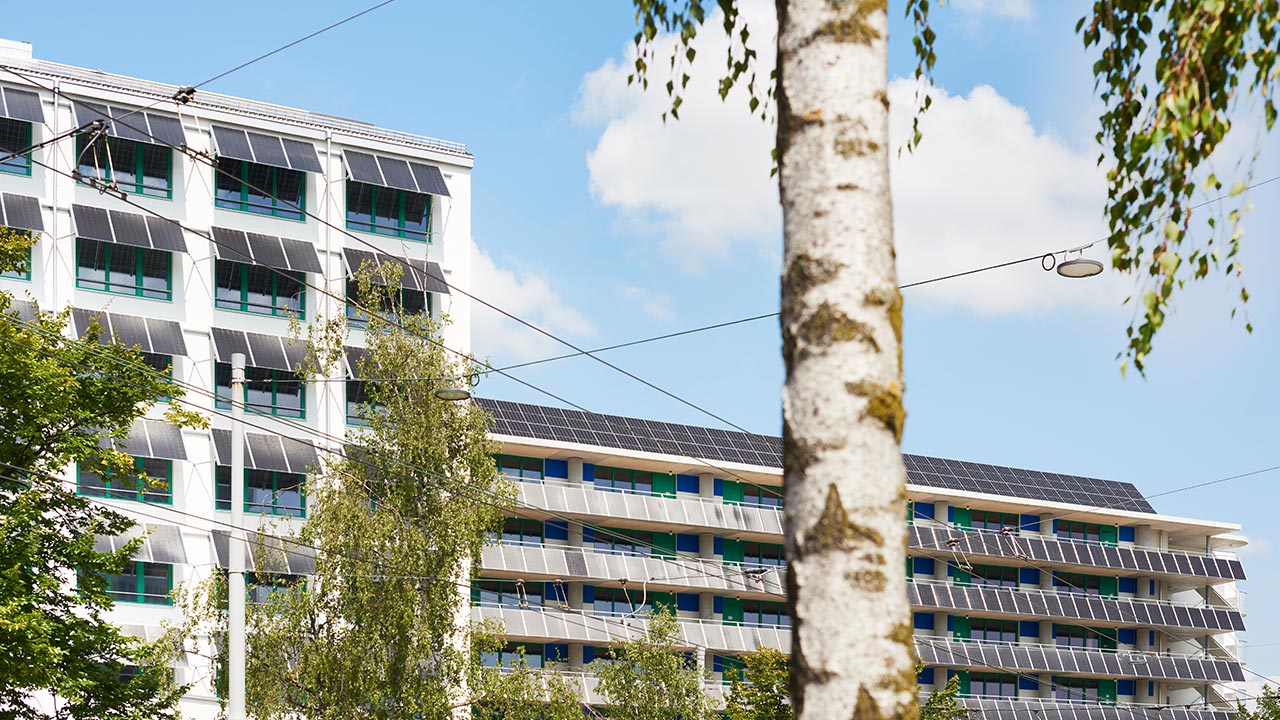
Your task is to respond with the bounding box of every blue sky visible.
[9,0,1279,679]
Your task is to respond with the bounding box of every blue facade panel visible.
[545,520,569,541]
[1020,677,1040,691]
[914,502,936,520]
[1020,621,1040,638]
[545,643,568,662]
[1119,577,1137,594]
[914,612,935,630]
[918,667,935,684]
[714,537,724,555]
[676,593,700,612]
[582,585,594,604]
[583,646,596,663]
[544,458,568,479]
[1118,680,1136,696]
[677,474,700,493]
[714,596,724,614]
[714,478,724,496]
[1020,514,1042,532]
[1020,568,1041,585]
[914,557,936,575]
[1118,628,1137,645]
[677,534,700,553]
[1119,526,1136,542]
[582,463,595,483]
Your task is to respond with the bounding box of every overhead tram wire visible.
[0,315,767,591]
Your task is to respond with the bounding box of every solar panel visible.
[212,126,253,161]
[145,420,187,461]
[247,131,290,168]
[145,113,186,148]
[213,126,320,172]
[246,232,288,271]
[145,216,187,251]
[70,100,185,147]
[212,428,318,473]
[109,313,149,349]
[0,86,44,123]
[107,209,148,249]
[211,227,255,263]
[72,204,112,242]
[2,193,43,232]
[279,237,323,274]
[247,332,287,370]
[410,162,451,197]
[281,138,323,173]
[248,433,287,472]
[344,150,383,184]
[378,156,416,190]
[211,328,253,364]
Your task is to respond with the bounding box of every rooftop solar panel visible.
[477,397,1156,513]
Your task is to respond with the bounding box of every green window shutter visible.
[1098,679,1117,705]
[722,481,744,504]
[955,670,971,696]
[907,500,914,523]
[952,616,971,640]
[1099,525,1119,546]
[722,539,744,563]
[953,508,972,529]
[1100,576,1118,598]
[653,472,676,498]
[722,597,743,625]
[652,533,676,557]
[651,592,676,612]
[907,557,914,579]
[953,567,972,586]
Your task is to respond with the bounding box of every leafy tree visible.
[593,608,712,720]
[1237,685,1280,720]
[919,670,966,720]
[725,647,791,720]
[0,226,190,719]
[471,635,584,720]
[186,264,513,719]
[623,2,1280,717]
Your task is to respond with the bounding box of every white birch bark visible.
[776,1,914,719]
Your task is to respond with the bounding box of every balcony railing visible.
[917,694,1233,720]
[908,578,1244,633]
[915,635,1244,683]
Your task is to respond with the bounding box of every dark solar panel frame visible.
[211,428,317,474]
[0,86,45,123]
[212,125,321,173]
[102,418,188,461]
[2,193,43,232]
[211,328,304,372]
[343,150,452,197]
[70,307,188,356]
[71,101,186,147]
[342,248,450,296]
[71,204,187,251]
[210,226,320,273]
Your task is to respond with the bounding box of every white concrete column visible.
[1040,570,1055,592]
[698,472,714,499]
[1040,513,1055,536]
[934,612,948,638]
[568,521,583,547]
[568,457,584,484]
[699,533,715,559]
[935,501,950,527]
[567,582,583,610]
[1137,576,1152,600]
[1137,628,1154,652]
[1135,525,1153,547]
[1039,674,1054,699]
[1039,620,1053,644]
[568,643,584,670]
[699,592,715,620]
[932,668,948,692]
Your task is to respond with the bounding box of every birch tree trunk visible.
[776,2,914,719]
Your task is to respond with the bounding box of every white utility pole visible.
[228,352,247,719]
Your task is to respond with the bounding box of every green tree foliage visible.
[594,608,712,720]
[919,671,967,720]
[471,635,584,720]
[0,227,188,719]
[725,647,792,720]
[187,263,514,719]
[1237,685,1280,720]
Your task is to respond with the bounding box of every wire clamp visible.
[172,86,196,104]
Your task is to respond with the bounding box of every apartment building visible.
[0,38,471,718]
[475,398,1248,719]
[0,39,1248,720]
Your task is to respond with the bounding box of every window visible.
[499,518,543,546]
[215,158,304,220]
[215,363,305,418]
[77,456,172,504]
[246,572,304,605]
[1054,572,1102,595]
[970,672,1017,698]
[970,564,1019,588]
[742,542,785,568]
[971,510,1019,532]
[215,467,306,518]
[594,528,654,556]
[594,587,647,616]
[970,619,1018,643]
[481,642,544,669]
[1055,625,1104,650]
[1056,521,1103,543]
[75,135,172,198]
[102,561,172,605]
[1055,678,1101,703]
[345,380,379,426]
[742,484,783,508]
[346,181,431,241]
[140,352,175,402]
[345,279,429,327]
[472,579,542,608]
[1,232,32,279]
[742,600,791,627]
[496,455,543,482]
[593,466,653,495]
[0,118,32,175]
[215,260,305,319]
[75,238,172,300]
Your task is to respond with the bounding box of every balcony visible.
[915,636,1244,684]
[924,695,1232,720]
[480,543,785,598]
[512,670,729,706]
[908,579,1244,633]
[515,479,783,537]
[471,604,788,654]
[910,524,1245,583]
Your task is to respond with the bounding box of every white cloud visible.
[617,282,677,322]
[949,0,1032,20]
[574,0,779,272]
[470,244,597,361]
[577,8,1132,315]
[1237,536,1273,557]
